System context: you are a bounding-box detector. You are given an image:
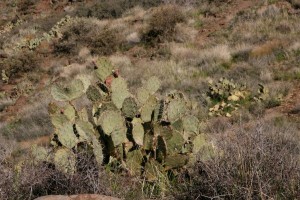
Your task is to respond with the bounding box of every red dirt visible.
[195,0,261,46]
[265,83,300,120]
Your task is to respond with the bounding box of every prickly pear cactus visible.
[54,148,76,174]
[111,77,131,109]
[208,78,248,117]
[32,58,212,181]
[1,70,9,83]
[95,57,114,82]
[51,79,85,101]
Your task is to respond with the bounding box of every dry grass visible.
[0,98,53,142]
[175,119,300,199]
[0,98,15,112]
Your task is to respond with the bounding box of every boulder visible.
[34,194,121,200]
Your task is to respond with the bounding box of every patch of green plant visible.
[194,19,203,29]
[220,62,232,69]
[274,49,287,62]
[207,78,249,117]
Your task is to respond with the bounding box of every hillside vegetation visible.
[0,0,300,199]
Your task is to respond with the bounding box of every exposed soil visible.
[266,83,300,120]
[195,0,261,46]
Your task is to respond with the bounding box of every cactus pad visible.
[122,97,138,118]
[51,79,85,101]
[164,154,188,170]
[192,134,207,154]
[136,87,150,105]
[56,122,79,149]
[182,115,199,140]
[111,77,130,109]
[54,148,76,174]
[51,114,70,129]
[140,95,158,122]
[153,125,172,140]
[76,120,97,143]
[95,57,114,82]
[171,119,184,133]
[132,118,144,146]
[63,104,76,122]
[99,110,124,135]
[144,76,161,95]
[143,131,154,151]
[166,131,185,154]
[86,85,102,102]
[167,98,187,123]
[76,74,91,92]
[78,107,89,122]
[92,137,104,166]
[31,145,48,163]
[192,134,214,161]
[111,127,127,147]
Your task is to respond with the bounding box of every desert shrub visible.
[88,27,121,55]
[17,0,36,15]
[75,0,162,19]
[0,50,39,78]
[0,144,123,200]
[54,19,121,56]
[141,5,185,45]
[175,121,300,199]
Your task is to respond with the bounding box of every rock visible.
[34,194,121,200]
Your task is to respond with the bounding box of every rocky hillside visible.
[0,0,300,199]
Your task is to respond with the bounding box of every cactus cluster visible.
[1,70,9,83]
[26,16,72,50]
[0,19,22,36]
[32,58,211,180]
[208,78,248,117]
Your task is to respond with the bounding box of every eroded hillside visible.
[0,0,300,199]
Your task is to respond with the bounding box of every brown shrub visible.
[0,147,111,200]
[75,0,163,19]
[54,19,121,56]
[0,50,40,78]
[88,27,121,55]
[175,120,300,199]
[0,141,143,200]
[141,5,185,45]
